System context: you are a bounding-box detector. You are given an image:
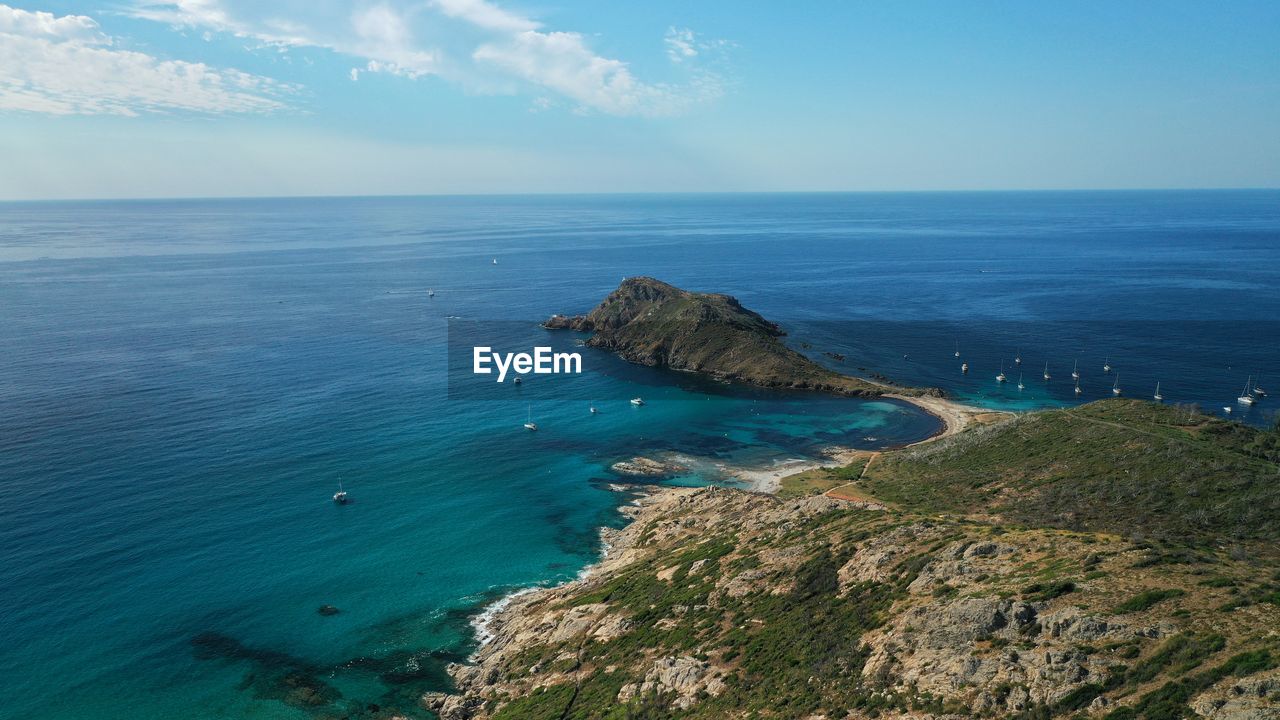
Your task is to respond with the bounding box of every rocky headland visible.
[545,277,939,399]
[425,400,1280,719]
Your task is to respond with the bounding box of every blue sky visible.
[1,1,1278,199]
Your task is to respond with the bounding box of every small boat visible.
[996,361,1007,383]
[1103,357,1111,372]
[513,376,522,385]
[590,406,598,414]
[333,481,348,505]
[1153,382,1163,402]
[1074,378,1082,395]
[428,289,435,297]
[961,362,969,373]
[1015,349,1022,365]
[1112,373,1122,396]
[1238,377,1255,405]
[630,397,645,406]
[1224,406,1233,415]
[524,406,537,431]
[954,340,960,358]
[1252,376,1267,397]
[492,258,498,265]
[1017,372,1025,391]
[1071,359,1079,379]
[1042,362,1051,381]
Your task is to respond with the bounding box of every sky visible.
[1,1,1278,200]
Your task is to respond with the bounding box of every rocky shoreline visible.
[424,476,1279,719]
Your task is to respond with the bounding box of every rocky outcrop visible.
[546,277,936,397]
[610,456,687,478]
[617,656,727,709]
[861,596,1123,713]
[1192,668,1280,719]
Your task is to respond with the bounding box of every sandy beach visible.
[728,395,1009,494]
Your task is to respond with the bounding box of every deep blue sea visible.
[2,191,1278,719]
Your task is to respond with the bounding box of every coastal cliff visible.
[545,277,937,397]
[426,401,1280,720]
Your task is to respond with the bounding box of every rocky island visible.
[426,400,1280,720]
[545,277,938,398]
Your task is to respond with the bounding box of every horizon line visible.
[2,187,1278,204]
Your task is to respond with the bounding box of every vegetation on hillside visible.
[432,399,1280,720]
[859,400,1280,543]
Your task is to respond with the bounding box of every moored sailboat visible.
[1238,377,1255,406]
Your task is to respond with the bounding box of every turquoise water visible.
[2,191,1278,718]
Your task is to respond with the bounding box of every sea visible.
[1,191,1277,719]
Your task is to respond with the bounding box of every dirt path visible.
[823,452,880,503]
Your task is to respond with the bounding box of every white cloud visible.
[665,27,697,63]
[430,0,536,34]
[0,4,296,116]
[0,4,109,44]
[128,0,726,117]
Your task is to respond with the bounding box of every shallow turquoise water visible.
[1,191,1277,718]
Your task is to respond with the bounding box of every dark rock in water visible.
[546,277,938,397]
[317,604,341,616]
[823,351,846,362]
[274,670,341,708]
[611,456,687,478]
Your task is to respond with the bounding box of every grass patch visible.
[1114,589,1186,614]
[777,457,870,499]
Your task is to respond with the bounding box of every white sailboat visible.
[590,404,598,414]
[428,289,435,297]
[961,362,969,373]
[1074,377,1082,395]
[524,405,538,431]
[1017,372,1025,391]
[333,481,348,505]
[1103,357,1111,372]
[1238,377,1255,405]
[1071,359,1079,379]
[1015,349,1022,365]
[1154,382,1163,402]
[954,340,960,358]
[492,258,498,265]
[1224,406,1234,415]
[1252,375,1267,396]
[1042,362,1051,381]
[630,397,645,406]
[996,361,1007,383]
[1112,373,1122,396]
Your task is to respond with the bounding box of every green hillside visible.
[860,399,1280,543]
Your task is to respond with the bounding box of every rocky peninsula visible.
[545,277,939,399]
[426,400,1280,719]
